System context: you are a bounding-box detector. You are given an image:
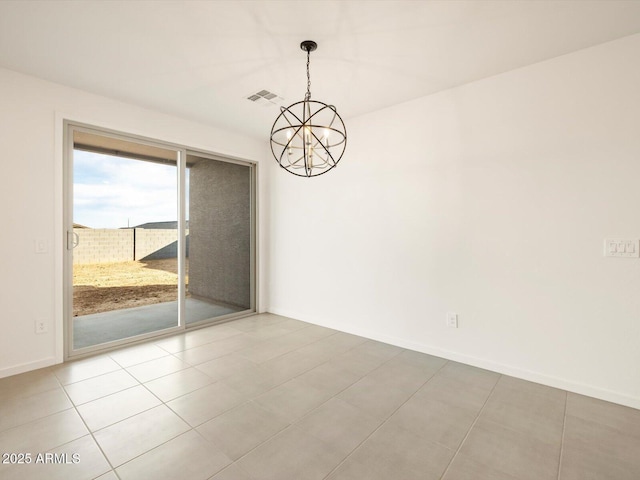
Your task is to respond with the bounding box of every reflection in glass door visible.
[184,154,254,325]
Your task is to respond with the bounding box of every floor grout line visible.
[111,324,342,478]
[220,341,407,476]
[91,369,204,478]
[556,391,569,480]
[320,356,450,480]
[55,331,414,479]
[437,372,502,480]
[57,378,121,479]
[62,360,198,479]
[103,326,350,476]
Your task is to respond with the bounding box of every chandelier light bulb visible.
[306,127,312,145]
[286,130,293,156]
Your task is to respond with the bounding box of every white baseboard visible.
[0,357,58,379]
[269,307,640,411]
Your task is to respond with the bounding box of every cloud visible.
[74,150,178,228]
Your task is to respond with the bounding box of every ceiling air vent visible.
[245,89,284,107]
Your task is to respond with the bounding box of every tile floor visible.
[1,313,639,480]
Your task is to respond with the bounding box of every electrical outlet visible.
[446,312,458,328]
[35,319,48,334]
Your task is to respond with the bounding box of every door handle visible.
[67,231,80,250]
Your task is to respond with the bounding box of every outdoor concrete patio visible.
[73,298,245,349]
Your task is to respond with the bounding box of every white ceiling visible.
[1,1,640,140]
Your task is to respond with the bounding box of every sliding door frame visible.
[63,121,257,361]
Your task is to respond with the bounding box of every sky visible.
[73,150,182,229]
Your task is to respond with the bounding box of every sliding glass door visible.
[64,124,256,358]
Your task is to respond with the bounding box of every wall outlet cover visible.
[35,319,48,334]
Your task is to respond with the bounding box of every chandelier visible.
[270,40,347,177]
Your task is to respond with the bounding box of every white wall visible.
[0,67,270,378]
[269,34,640,408]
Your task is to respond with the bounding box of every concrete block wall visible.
[72,228,133,264]
[134,229,185,260]
[73,228,185,264]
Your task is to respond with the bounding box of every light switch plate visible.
[604,238,639,258]
[34,239,48,254]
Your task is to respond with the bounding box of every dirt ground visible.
[73,259,188,316]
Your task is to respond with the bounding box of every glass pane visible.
[72,142,179,349]
[185,155,252,324]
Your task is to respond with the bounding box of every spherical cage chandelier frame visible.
[270,40,347,178]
